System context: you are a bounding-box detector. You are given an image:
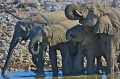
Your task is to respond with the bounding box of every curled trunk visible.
[66,29,72,40]
[29,33,43,55]
[65,4,82,20]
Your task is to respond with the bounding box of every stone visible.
[26,7,31,11]
[24,66,31,71]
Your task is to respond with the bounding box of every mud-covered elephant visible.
[2,10,68,75]
[30,20,79,75]
[66,24,105,74]
[64,2,120,74]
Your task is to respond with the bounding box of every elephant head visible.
[1,19,33,75]
[65,2,120,35]
[40,26,53,46]
[1,12,46,75]
[66,24,85,42]
[28,31,43,55]
[65,3,88,20]
[66,24,98,45]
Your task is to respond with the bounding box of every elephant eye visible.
[43,34,47,37]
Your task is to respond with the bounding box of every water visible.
[0,70,120,79]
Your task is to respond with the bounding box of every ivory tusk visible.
[75,10,83,16]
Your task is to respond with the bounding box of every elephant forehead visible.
[87,2,101,9]
[72,24,84,30]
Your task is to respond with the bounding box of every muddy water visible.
[0,70,120,79]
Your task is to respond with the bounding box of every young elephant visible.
[38,20,79,75]
[2,10,69,75]
[66,24,105,74]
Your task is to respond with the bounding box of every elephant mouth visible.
[34,42,39,51]
[70,34,76,40]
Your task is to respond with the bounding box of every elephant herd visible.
[2,2,120,76]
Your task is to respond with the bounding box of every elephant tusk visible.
[75,10,83,16]
[89,20,92,22]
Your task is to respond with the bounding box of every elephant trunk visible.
[65,4,82,20]
[29,33,43,55]
[2,37,20,75]
[66,29,74,40]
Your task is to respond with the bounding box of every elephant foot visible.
[34,69,44,74]
[52,70,59,76]
[1,71,5,76]
[106,68,115,75]
[85,71,95,75]
[86,73,95,75]
[52,73,59,76]
[94,70,103,75]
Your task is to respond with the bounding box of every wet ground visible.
[0,70,120,79]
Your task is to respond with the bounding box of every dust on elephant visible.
[66,24,105,74]
[64,2,120,74]
[31,20,79,75]
[2,10,68,75]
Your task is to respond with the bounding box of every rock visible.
[8,67,14,71]
[24,66,31,71]
[23,60,29,64]
[15,57,23,62]
[14,68,18,71]
[26,7,31,11]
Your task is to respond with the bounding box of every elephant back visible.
[41,10,68,25]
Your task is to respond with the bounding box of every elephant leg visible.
[74,51,85,74]
[69,54,75,74]
[105,41,116,74]
[60,46,69,75]
[35,51,44,74]
[32,54,38,66]
[86,52,95,75]
[49,47,58,76]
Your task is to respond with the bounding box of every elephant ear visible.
[94,15,119,35]
[49,24,67,46]
[82,32,99,45]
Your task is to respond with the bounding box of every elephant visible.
[30,20,79,75]
[66,24,105,74]
[2,10,69,75]
[64,2,120,74]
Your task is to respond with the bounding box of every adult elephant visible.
[66,24,105,74]
[30,20,79,75]
[2,10,68,75]
[64,2,120,74]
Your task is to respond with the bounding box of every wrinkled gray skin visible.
[66,24,105,74]
[65,2,120,74]
[2,10,68,75]
[30,31,79,75]
[32,20,79,75]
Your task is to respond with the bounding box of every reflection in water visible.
[0,70,120,79]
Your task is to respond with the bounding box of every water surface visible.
[0,70,120,79]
